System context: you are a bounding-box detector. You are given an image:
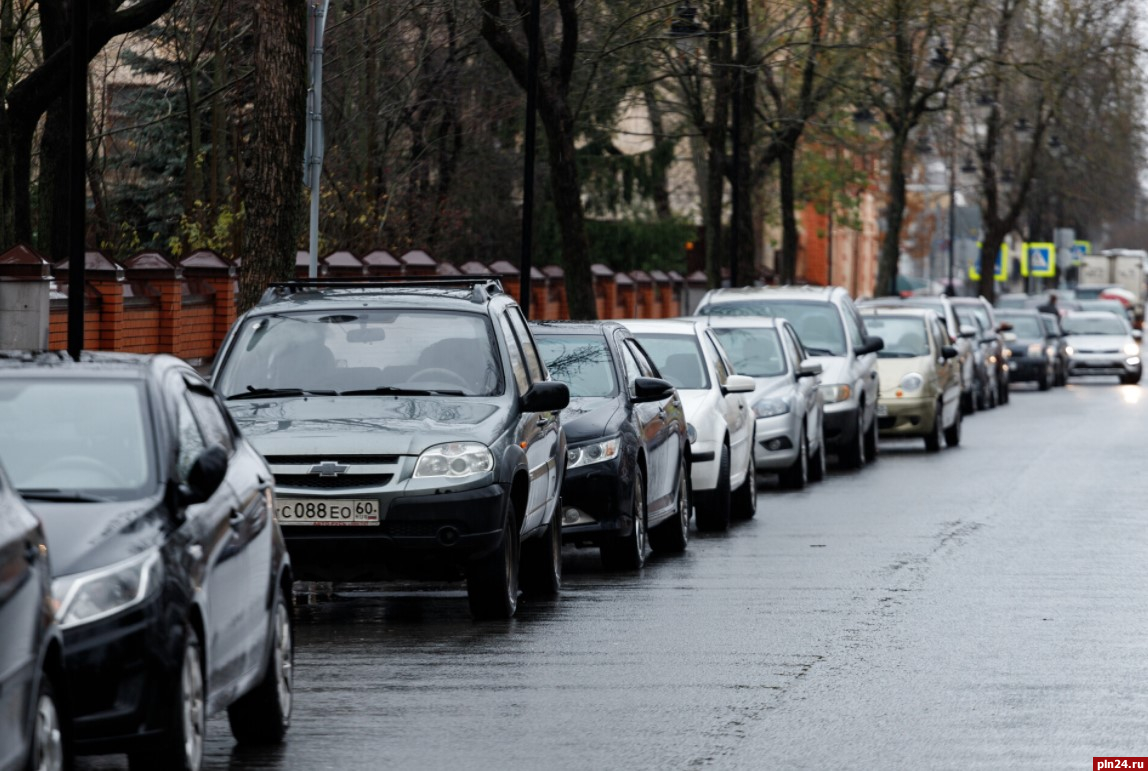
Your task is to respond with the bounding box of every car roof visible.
[1065,310,1124,320]
[687,315,783,330]
[528,320,625,336]
[0,350,186,378]
[859,306,936,321]
[249,278,511,316]
[994,308,1042,316]
[700,285,842,304]
[617,318,700,335]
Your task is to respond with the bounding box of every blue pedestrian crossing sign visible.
[1071,240,1090,267]
[969,243,1009,282]
[1021,243,1056,278]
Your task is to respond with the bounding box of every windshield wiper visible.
[804,347,839,356]
[227,387,338,400]
[341,386,466,396]
[20,489,110,503]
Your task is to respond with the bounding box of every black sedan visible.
[996,309,1057,390]
[0,352,293,771]
[0,462,64,771]
[531,322,691,570]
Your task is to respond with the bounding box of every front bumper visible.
[876,395,936,437]
[1007,355,1049,382]
[280,483,509,581]
[559,457,635,545]
[754,413,801,470]
[822,402,861,451]
[1068,353,1141,378]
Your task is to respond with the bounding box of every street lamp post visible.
[518,0,541,318]
[67,0,89,360]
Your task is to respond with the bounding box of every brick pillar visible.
[0,244,52,349]
[631,270,653,318]
[592,264,615,319]
[362,250,402,276]
[667,271,685,317]
[488,260,521,307]
[181,250,236,356]
[52,250,125,352]
[125,251,182,356]
[650,270,670,318]
[543,266,567,319]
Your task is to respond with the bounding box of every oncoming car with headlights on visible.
[0,352,293,771]
[1061,311,1143,384]
[859,308,962,452]
[211,277,569,620]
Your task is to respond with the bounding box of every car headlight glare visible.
[413,442,494,478]
[567,436,620,469]
[898,373,924,393]
[819,383,852,404]
[1065,345,1075,356]
[753,397,790,418]
[1124,342,1139,356]
[52,550,161,630]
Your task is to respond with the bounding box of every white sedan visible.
[620,319,756,531]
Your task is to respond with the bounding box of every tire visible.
[227,591,293,745]
[466,504,519,620]
[1121,371,1142,385]
[732,450,757,519]
[695,444,731,532]
[975,377,987,411]
[961,389,975,416]
[944,402,962,447]
[520,506,562,597]
[863,409,879,462]
[1038,369,1051,391]
[601,467,647,569]
[129,625,206,771]
[650,454,690,554]
[837,409,865,469]
[999,372,1010,404]
[807,428,826,483]
[28,671,64,771]
[924,401,943,453]
[779,427,808,490]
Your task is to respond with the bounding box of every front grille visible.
[877,417,896,430]
[276,474,393,489]
[264,454,400,465]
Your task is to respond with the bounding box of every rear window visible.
[709,327,787,377]
[697,300,847,356]
[534,334,618,398]
[631,333,711,390]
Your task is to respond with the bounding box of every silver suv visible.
[211,277,569,619]
[696,286,883,468]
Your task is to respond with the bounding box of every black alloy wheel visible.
[130,625,206,771]
[466,503,520,620]
[521,505,562,597]
[601,467,647,570]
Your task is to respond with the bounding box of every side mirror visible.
[796,361,822,379]
[721,374,756,394]
[521,380,570,413]
[856,335,884,355]
[998,321,1014,332]
[182,445,229,506]
[958,324,977,339]
[1002,332,1018,343]
[632,376,675,403]
[941,345,959,360]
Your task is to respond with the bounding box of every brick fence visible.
[0,245,708,363]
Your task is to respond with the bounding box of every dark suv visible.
[211,278,570,619]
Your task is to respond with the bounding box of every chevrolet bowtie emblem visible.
[310,461,349,477]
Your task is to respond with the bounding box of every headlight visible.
[1027,343,1044,357]
[686,423,697,444]
[1065,345,1075,356]
[413,442,494,478]
[53,550,161,630]
[753,397,790,418]
[1124,342,1139,356]
[898,373,924,393]
[819,383,852,403]
[566,436,620,469]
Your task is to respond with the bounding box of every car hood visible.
[29,497,168,578]
[749,376,794,405]
[876,356,934,396]
[560,396,622,444]
[807,355,849,386]
[677,388,721,426]
[227,395,509,456]
[1064,334,1129,351]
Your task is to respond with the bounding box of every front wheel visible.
[601,467,647,570]
[779,428,808,490]
[732,449,757,519]
[924,401,943,453]
[944,403,962,447]
[650,454,690,554]
[863,409,879,462]
[228,591,293,745]
[837,410,866,469]
[807,428,826,483]
[695,444,731,532]
[129,626,205,771]
[28,671,64,771]
[466,506,520,620]
[520,506,562,597]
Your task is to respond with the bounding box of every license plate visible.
[275,497,380,526]
[876,404,888,417]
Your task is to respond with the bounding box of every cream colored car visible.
[860,307,963,452]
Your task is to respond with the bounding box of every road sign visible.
[1021,243,1056,278]
[969,243,1009,282]
[1071,240,1091,267]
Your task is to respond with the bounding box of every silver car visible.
[699,317,826,489]
[1062,311,1143,384]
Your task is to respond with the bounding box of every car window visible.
[508,308,546,383]
[709,327,787,377]
[618,343,644,396]
[931,319,949,353]
[999,315,1044,339]
[842,304,866,349]
[784,325,807,368]
[215,309,504,397]
[533,333,618,398]
[864,316,930,358]
[702,331,730,384]
[623,339,657,378]
[631,333,711,390]
[177,393,208,483]
[498,314,531,395]
[697,299,848,356]
[185,388,235,453]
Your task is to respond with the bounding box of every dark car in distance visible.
[0,352,294,771]
[0,463,64,771]
[531,321,691,570]
[996,310,1057,390]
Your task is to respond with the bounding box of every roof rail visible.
[259,275,506,306]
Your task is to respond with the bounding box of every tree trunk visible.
[778,143,798,284]
[642,84,673,222]
[0,0,14,246]
[731,0,756,285]
[978,229,1006,302]
[877,131,908,298]
[237,0,306,314]
[541,106,595,319]
[705,68,730,288]
[39,100,71,260]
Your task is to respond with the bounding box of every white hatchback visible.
[620,319,756,531]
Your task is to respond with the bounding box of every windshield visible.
[697,300,846,356]
[0,379,155,499]
[955,308,983,333]
[215,309,504,397]
[1062,315,1128,336]
[863,317,930,358]
[709,327,787,377]
[534,335,617,398]
[631,333,710,390]
[998,315,1044,339]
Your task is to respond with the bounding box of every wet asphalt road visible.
[100,379,1148,769]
